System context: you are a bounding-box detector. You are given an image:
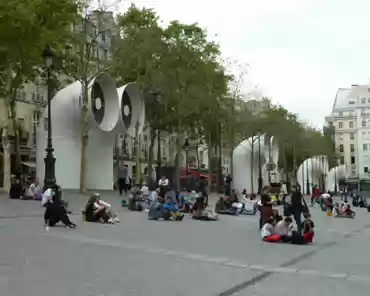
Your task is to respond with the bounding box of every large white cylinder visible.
[296,156,328,194]
[325,165,347,192]
[232,134,280,193]
[36,72,120,190]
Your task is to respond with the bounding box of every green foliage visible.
[0,0,79,97]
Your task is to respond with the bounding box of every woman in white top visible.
[94,195,120,223]
[26,178,42,200]
[261,217,280,242]
[158,176,169,197]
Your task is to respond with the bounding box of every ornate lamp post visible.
[306,160,310,196]
[42,45,56,191]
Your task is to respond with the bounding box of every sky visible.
[112,0,370,128]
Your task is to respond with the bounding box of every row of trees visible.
[0,2,336,192]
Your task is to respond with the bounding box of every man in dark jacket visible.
[291,185,306,232]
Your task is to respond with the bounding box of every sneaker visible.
[108,218,114,224]
[45,226,50,232]
[65,225,71,229]
[114,217,120,223]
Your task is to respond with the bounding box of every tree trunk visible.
[157,128,161,177]
[79,81,89,192]
[250,137,255,194]
[134,122,141,186]
[147,128,156,188]
[174,118,181,190]
[207,132,212,193]
[2,63,13,192]
[10,101,21,174]
[1,127,11,192]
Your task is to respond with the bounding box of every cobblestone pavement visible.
[1,192,370,296]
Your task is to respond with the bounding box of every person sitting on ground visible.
[261,216,280,242]
[275,217,294,243]
[241,189,247,199]
[140,183,150,198]
[302,212,314,243]
[128,185,145,211]
[148,195,165,220]
[44,194,76,229]
[84,194,112,223]
[163,196,184,221]
[149,188,159,205]
[215,197,229,213]
[94,194,120,223]
[25,178,42,200]
[9,178,24,199]
[272,209,283,223]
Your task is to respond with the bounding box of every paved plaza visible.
[1,192,370,296]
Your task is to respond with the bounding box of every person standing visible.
[291,185,307,232]
[117,163,130,196]
[158,175,169,197]
[224,174,232,196]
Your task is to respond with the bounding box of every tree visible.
[60,0,118,191]
[112,6,230,190]
[0,0,78,191]
[111,4,173,186]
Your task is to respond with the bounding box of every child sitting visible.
[164,196,184,221]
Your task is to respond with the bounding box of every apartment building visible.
[325,84,370,182]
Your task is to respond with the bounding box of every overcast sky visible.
[115,0,370,128]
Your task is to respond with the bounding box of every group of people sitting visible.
[261,212,314,244]
[215,189,257,215]
[258,185,314,244]
[9,177,42,200]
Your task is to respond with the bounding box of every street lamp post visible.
[334,167,337,193]
[42,45,56,191]
[258,134,263,194]
[301,160,305,195]
[183,139,190,191]
[306,160,310,196]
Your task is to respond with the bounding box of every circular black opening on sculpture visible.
[121,90,132,129]
[91,82,105,125]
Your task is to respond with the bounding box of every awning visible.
[21,161,36,168]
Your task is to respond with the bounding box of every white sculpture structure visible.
[233,134,279,193]
[296,156,328,194]
[36,73,145,190]
[325,165,347,192]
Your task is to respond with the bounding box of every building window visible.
[340,156,345,164]
[338,122,343,128]
[351,156,356,164]
[365,167,369,173]
[362,120,367,127]
[352,170,357,176]
[338,111,343,116]
[364,144,368,151]
[348,100,355,104]
[350,144,355,152]
[368,98,370,103]
[362,98,366,104]
[350,133,354,140]
[339,144,344,152]
[349,121,354,128]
